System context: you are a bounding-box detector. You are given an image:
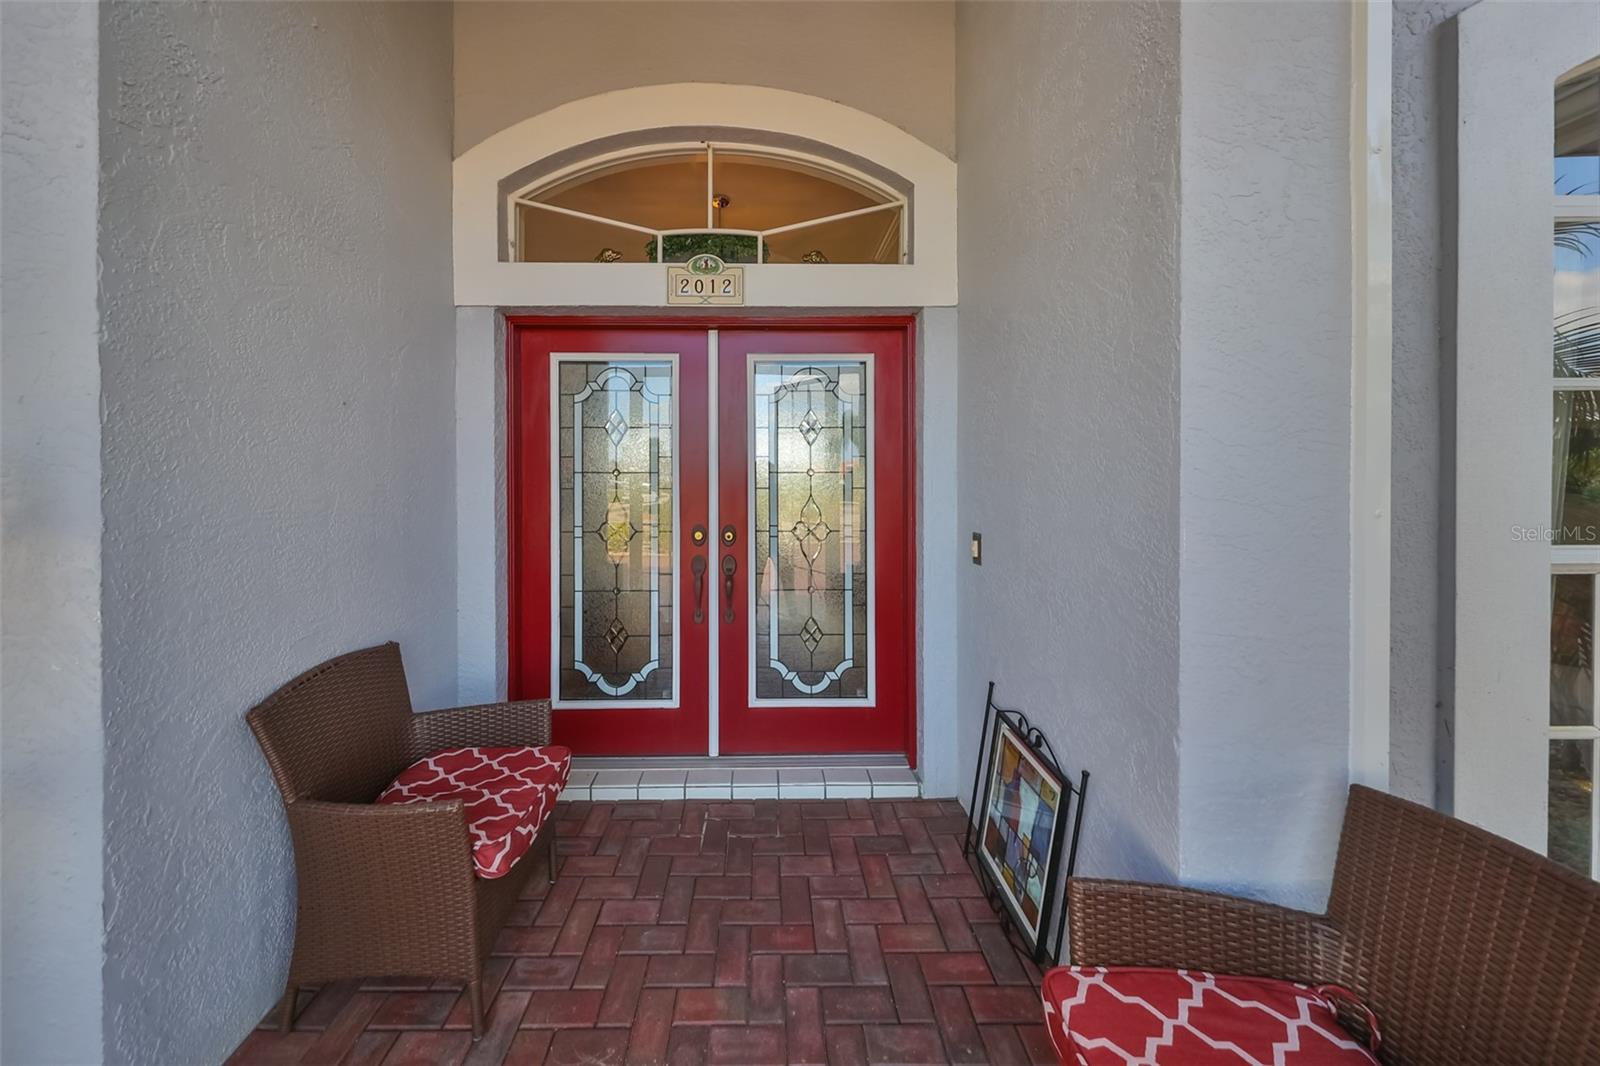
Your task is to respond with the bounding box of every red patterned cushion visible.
[1041,966,1380,1066]
[376,746,571,879]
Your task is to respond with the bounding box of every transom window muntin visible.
[508,142,908,266]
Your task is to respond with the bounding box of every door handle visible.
[721,554,738,623]
[691,555,707,624]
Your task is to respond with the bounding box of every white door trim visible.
[1349,0,1393,792]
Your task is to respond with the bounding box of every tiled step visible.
[561,757,921,801]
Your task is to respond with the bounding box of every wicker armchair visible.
[1068,785,1600,1065]
[246,642,557,1041]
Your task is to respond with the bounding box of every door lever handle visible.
[691,555,707,624]
[721,554,738,624]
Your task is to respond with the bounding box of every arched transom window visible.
[508,143,908,265]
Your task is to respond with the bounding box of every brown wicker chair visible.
[246,642,558,1041]
[1068,784,1600,1065]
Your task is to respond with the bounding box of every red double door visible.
[508,321,916,759]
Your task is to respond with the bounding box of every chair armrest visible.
[1067,878,1344,985]
[287,799,478,894]
[284,800,480,965]
[408,699,553,757]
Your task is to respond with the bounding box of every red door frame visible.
[505,325,711,754]
[715,327,913,756]
[506,315,919,765]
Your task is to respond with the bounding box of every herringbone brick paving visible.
[227,798,1055,1066]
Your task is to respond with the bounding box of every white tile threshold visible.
[562,755,921,801]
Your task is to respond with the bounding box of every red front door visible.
[508,320,915,760]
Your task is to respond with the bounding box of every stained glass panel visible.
[557,360,675,702]
[752,361,870,701]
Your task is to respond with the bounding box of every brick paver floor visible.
[226,798,1055,1065]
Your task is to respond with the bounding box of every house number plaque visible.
[666,254,744,306]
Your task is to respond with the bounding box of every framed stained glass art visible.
[964,683,1089,965]
[979,721,1061,938]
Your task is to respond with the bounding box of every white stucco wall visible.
[1451,1,1600,851]
[956,1,1356,906]
[954,0,1183,883]
[1388,0,1600,853]
[457,307,509,707]
[917,306,963,798]
[1390,0,1477,810]
[0,4,104,1063]
[453,0,957,158]
[1178,0,1354,908]
[96,4,457,1062]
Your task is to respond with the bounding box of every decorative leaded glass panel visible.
[752,361,870,700]
[557,360,674,702]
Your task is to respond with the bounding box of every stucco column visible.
[1,3,105,1062]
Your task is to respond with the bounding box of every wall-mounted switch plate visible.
[970,532,982,565]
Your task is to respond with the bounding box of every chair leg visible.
[546,827,558,884]
[278,983,298,1033]
[468,978,485,1041]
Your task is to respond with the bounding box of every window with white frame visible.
[1549,59,1600,879]
[506,143,907,266]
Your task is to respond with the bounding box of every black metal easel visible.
[962,682,1090,967]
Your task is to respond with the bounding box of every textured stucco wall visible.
[954,0,1183,883]
[1178,1,1353,908]
[1450,0,1599,849]
[453,1,957,158]
[0,4,105,1062]
[1391,0,1477,809]
[456,306,508,705]
[97,4,456,1062]
[917,307,964,798]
